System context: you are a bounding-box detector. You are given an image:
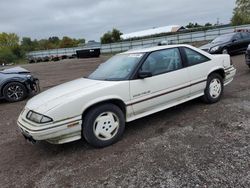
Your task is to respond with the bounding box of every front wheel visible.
[83,104,125,148]
[3,82,28,102]
[222,48,229,55]
[202,73,224,104]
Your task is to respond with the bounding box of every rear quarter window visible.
[183,47,210,66]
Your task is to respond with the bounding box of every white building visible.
[121,25,186,40]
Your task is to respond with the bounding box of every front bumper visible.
[224,66,236,86]
[25,78,40,95]
[17,110,82,144]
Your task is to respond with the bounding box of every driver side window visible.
[141,48,182,76]
[233,33,242,40]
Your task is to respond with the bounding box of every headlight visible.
[26,111,53,124]
[210,46,220,53]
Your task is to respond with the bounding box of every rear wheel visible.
[202,73,223,104]
[82,104,125,148]
[3,82,28,102]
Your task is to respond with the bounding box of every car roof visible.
[121,44,192,54]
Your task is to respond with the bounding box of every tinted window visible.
[184,48,210,66]
[233,33,242,40]
[241,32,250,39]
[141,48,182,76]
[212,33,234,43]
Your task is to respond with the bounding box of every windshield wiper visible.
[104,78,123,81]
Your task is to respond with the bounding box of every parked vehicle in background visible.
[17,45,236,148]
[200,32,250,55]
[76,40,101,58]
[76,48,101,58]
[246,44,250,68]
[0,67,39,102]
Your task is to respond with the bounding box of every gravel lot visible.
[0,54,249,188]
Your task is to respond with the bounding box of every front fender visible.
[81,95,126,113]
[45,95,128,122]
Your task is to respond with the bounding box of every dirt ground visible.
[0,54,249,188]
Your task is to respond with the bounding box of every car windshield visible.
[211,33,234,43]
[88,53,144,81]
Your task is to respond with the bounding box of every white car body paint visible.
[17,44,236,144]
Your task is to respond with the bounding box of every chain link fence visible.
[28,24,250,58]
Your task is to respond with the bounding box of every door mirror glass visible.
[138,71,152,79]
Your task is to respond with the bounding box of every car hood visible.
[26,78,114,113]
[200,41,228,50]
[0,66,30,74]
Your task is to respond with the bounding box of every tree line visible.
[0,34,85,65]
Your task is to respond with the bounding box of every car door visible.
[240,32,250,50]
[181,47,212,96]
[129,47,190,116]
[230,33,243,53]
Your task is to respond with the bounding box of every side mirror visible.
[138,71,152,79]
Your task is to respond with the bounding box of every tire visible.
[202,73,224,104]
[222,48,228,54]
[83,103,125,148]
[3,82,28,102]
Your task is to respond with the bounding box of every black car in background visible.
[0,67,39,102]
[200,32,250,55]
[246,44,250,68]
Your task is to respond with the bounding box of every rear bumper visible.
[17,113,82,144]
[224,66,236,86]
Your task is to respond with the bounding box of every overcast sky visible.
[0,0,236,41]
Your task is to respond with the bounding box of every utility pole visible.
[216,18,220,26]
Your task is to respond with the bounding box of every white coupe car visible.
[17,44,236,147]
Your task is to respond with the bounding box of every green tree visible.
[39,39,53,50]
[77,38,85,44]
[0,33,19,48]
[0,33,22,64]
[205,23,213,27]
[111,28,122,42]
[0,48,18,64]
[101,28,123,44]
[21,37,34,51]
[60,36,80,48]
[101,32,113,44]
[186,22,203,29]
[232,0,250,25]
[48,36,60,48]
[12,46,25,59]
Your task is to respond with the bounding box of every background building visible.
[121,25,186,40]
